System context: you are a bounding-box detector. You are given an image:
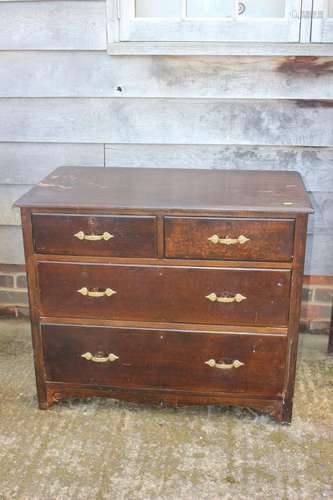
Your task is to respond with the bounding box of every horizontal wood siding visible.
[0,2,106,50]
[0,143,105,184]
[0,227,24,265]
[0,185,31,225]
[0,3,331,274]
[1,53,333,99]
[306,235,333,275]
[0,98,332,146]
[105,144,333,191]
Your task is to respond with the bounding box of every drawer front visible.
[165,217,295,262]
[32,213,157,257]
[38,263,291,327]
[42,324,287,397]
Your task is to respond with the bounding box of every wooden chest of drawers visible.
[16,167,313,423]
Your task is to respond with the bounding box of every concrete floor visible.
[0,319,332,500]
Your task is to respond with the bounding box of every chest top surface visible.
[16,166,313,214]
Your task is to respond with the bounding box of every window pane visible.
[239,0,285,17]
[135,0,180,17]
[187,0,234,17]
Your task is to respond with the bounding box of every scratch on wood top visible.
[39,182,72,191]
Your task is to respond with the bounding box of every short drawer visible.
[42,324,287,397]
[38,262,291,327]
[165,217,295,262]
[32,213,157,257]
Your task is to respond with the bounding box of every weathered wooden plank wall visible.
[0,1,332,275]
[1,98,333,146]
[1,53,333,99]
[0,1,106,50]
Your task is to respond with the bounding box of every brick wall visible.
[0,264,29,318]
[0,264,332,334]
[300,275,333,334]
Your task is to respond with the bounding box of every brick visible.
[300,319,330,335]
[303,275,333,287]
[301,303,332,321]
[0,264,25,274]
[308,321,330,334]
[302,287,313,302]
[0,289,28,306]
[300,321,310,333]
[15,306,30,318]
[315,288,333,304]
[16,274,27,289]
[0,305,16,318]
[0,305,29,318]
[0,274,14,288]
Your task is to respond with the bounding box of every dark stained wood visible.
[327,307,333,356]
[15,167,313,214]
[16,167,313,423]
[42,324,287,397]
[20,208,48,409]
[281,214,309,422]
[32,213,157,257]
[45,384,288,422]
[165,216,295,262]
[32,253,294,269]
[37,262,291,327]
[40,316,288,335]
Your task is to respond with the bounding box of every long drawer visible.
[42,324,287,397]
[37,262,291,327]
[32,213,157,257]
[165,217,295,261]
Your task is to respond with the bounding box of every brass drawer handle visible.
[78,287,117,298]
[206,293,247,303]
[205,359,244,370]
[81,352,119,363]
[74,231,114,241]
[208,234,250,245]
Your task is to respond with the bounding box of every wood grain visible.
[15,167,313,214]
[7,187,330,235]
[21,208,48,409]
[281,215,308,421]
[42,324,288,397]
[0,226,24,264]
[0,143,104,185]
[32,213,157,258]
[1,229,331,275]
[305,234,333,275]
[2,53,333,99]
[0,1,106,50]
[17,167,312,423]
[107,41,333,56]
[104,144,333,192]
[1,99,333,146]
[0,185,31,225]
[165,217,295,262]
[37,262,291,327]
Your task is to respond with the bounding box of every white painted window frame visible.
[312,0,333,42]
[106,0,333,55]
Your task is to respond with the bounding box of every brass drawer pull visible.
[74,231,114,241]
[205,359,244,370]
[206,293,247,303]
[208,234,250,245]
[81,352,119,363]
[78,287,117,298]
